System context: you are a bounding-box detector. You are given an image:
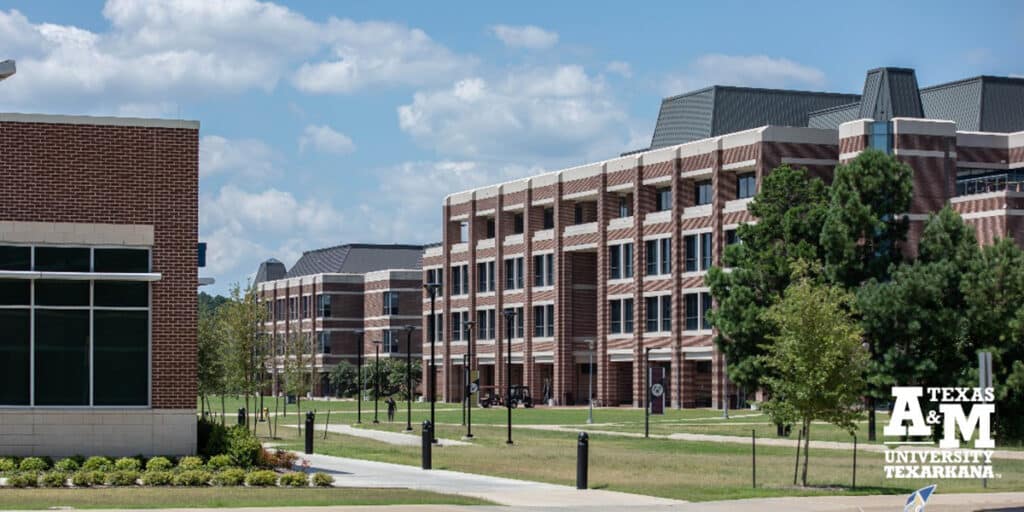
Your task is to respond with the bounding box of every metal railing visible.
[956,172,1024,196]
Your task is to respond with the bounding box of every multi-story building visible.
[0,113,199,455]
[421,67,1024,410]
[255,244,425,396]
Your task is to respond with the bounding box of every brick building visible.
[0,113,199,455]
[256,244,425,396]
[421,67,1024,409]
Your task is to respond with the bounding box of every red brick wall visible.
[0,119,199,410]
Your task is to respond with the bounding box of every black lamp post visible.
[424,282,442,443]
[863,340,876,441]
[403,325,415,432]
[644,346,652,438]
[373,339,382,424]
[503,309,515,445]
[464,320,475,438]
[462,320,474,428]
[355,329,364,424]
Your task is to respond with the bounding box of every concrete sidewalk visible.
[296,451,685,507]
[283,423,471,447]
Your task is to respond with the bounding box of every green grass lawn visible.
[272,421,1024,502]
[0,487,490,510]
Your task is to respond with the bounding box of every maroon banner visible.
[650,366,665,415]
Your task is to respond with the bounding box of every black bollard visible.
[304,411,315,454]
[237,408,246,426]
[576,432,589,490]
[421,420,433,470]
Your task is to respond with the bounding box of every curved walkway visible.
[281,423,471,447]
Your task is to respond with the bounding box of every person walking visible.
[386,396,396,423]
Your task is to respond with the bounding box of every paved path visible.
[296,451,684,507]
[281,423,471,447]
[520,424,1024,460]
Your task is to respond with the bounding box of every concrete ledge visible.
[0,409,195,457]
[0,112,199,130]
[0,222,154,246]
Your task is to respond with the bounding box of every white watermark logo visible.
[883,386,998,479]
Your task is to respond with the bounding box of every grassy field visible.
[271,421,1024,502]
[0,487,490,509]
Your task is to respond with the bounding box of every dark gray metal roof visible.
[807,102,861,129]
[858,67,923,121]
[922,76,1024,132]
[649,86,859,149]
[254,258,286,284]
[285,244,425,278]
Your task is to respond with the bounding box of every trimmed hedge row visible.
[1,468,333,488]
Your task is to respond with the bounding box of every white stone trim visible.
[607,217,634,230]
[722,159,756,171]
[563,189,599,200]
[840,151,863,161]
[681,168,714,179]
[564,242,598,251]
[641,175,672,186]
[961,209,1024,220]
[0,222,154,246]
[503,234,524,245]
[607,182,635,192]
[564,222,598,237]
[607,292,634,300]
[680,226,713,236]
[893,148,953,159]
[643,210,672,226]
[531,197,555,206]
[0,112,199,130]
[723,197,753,213]
[681,204,712,219]
[532,229,554,241]
[782,157,838,166]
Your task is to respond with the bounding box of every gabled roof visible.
[254,258,286,284]
[921,75,1024,132]
[285,244,425,278]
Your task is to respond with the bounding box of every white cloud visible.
[200,135,278,178]
[664,54,827,95]
[606,61,632,78]
[298,124,356,155]
[397,65,630,163]
[489,25,558,50]
[0,1,475,113]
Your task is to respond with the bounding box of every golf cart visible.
[478,386,502,408]
[509,385,534,408]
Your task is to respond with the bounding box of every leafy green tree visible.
[362,359,422,400]
[761,272,868,486]
[707,165,829,391]
[219,282,268,432]
[196,306,226,419]
[328,361,360,398]
[281,331,312,425]
[821,149,913,288]
[857,207,977,416]
[961,238,1024,440]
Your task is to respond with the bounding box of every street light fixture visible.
[644,346,653,439]
[372,339,382,424]
[403,325,415,432]
[0,60,15,82]
[462,320,474,428]
[585,338,595,425]
[503,308,516,445]
[463,320,475,439]
[424,282,442,443]
[355,329,364,424]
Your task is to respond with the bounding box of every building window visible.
[725,229,739,246]
[645,238,671,276]
[288,297,298,320]
[684,233,713,272]
[318,332,331,354]
[533,253,553,287]
[543,207,554,230]
[737,173,756,199]
[382,330,400,353]
[316,294,331,318]
[477,309,496,340]
[660,238,671,274]
[700,232,712,270]
[275,299,285,320]
[0,245,150,407]
[618,194,632,218]
[301,296,311,318]
[574,204,584,224]
[427,312,443,343]
[451,311,469,341]
[684,292,712,331]
[656,187,672,211]
[505,257,524,289]
[533,304,555,337]
[513,213,524,234]
[645,295,670,333]
[383,291,400,315]
[695,180,712,205]
[502,307,525,338]
[870,121,892,154]
[450,264,468,295]
[459,221,469,243]
[486,218,496,239]
[611,243,635,280]
[477,261,495,292]
[609,298,634,334]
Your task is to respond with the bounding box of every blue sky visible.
[2,1,1022,294]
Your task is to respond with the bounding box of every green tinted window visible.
[94,249,149,273]
[0,279,30,305]
[95,281,148,308]
[34,247,90,272]
[35,280,90,307]
[0,310,30,405]
[34,310,90,406]
[93,311,148,406]
[0,246,31,271]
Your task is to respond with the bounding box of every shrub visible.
[172,469,211,487]
[106,470,140,486]
[7,471,38,488]
[0,457,16,473]
[227,426,261,468]
[71,470,104,487]
[19,457,49,472]
[145,456,173,472]
[278,472,308,487]
[82,456,113,472]
[198,419,229,457]
[40,472,67,488]
[210,468,245,486]
[54,458,80,472]
[259,448,298,469]
[206,454,233,471]
[141,470,172,486]
[113,457,141,472]
[311,472,333,487]
[244,469,277,487]
[177,456,204,470]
